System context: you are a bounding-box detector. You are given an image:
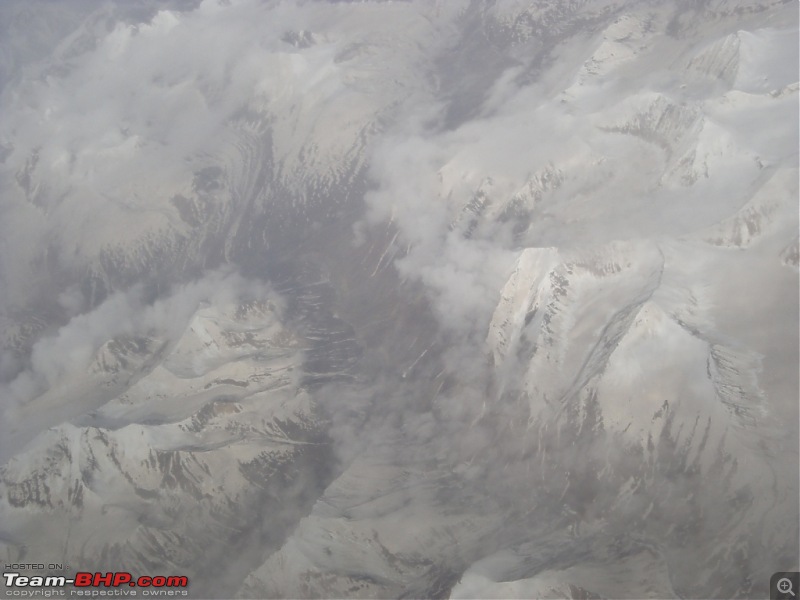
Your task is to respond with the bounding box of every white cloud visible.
[2,267,269,406]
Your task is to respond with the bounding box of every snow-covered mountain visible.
[0,0,797,598]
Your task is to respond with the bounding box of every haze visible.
[0,1,797,598]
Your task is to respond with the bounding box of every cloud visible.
[363,125,520,339]
[0,267,271,459]
[0,0,350,309]
[13,268,267,397]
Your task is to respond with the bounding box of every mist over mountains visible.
[0,1,797,598]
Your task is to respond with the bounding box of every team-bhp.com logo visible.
[3,571,189,596]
